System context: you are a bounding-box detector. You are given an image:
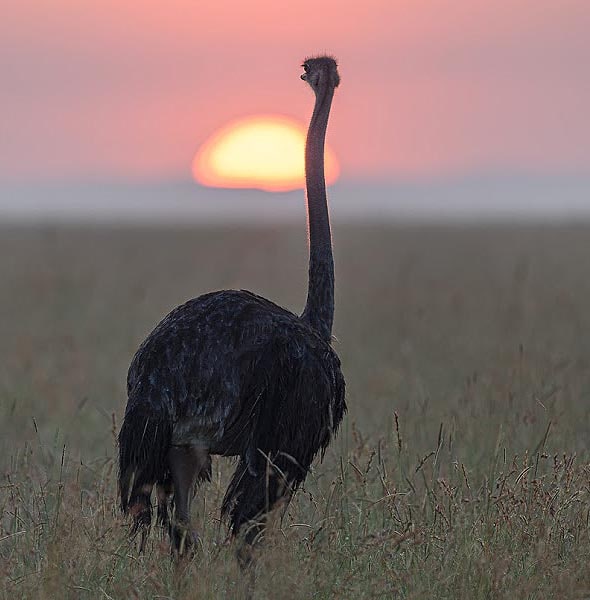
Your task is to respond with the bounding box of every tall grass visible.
[1,224,589,598]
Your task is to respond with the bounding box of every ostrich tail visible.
[118,406,172,514]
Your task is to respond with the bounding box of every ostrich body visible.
[118,56,345,556]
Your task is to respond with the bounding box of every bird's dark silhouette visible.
[118,56,345,558]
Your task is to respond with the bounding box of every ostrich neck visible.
[301,84,335,342]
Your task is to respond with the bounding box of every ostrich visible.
[118,56,345,558]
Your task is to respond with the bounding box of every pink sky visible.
[1,0,589,182]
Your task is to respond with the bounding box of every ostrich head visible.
[301,56,340,92]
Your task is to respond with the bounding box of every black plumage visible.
[118,56,345,557]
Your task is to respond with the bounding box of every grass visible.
[1,223,589,599]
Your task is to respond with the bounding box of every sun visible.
[192,115,339,192]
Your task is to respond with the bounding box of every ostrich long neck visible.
[301,83,335,342]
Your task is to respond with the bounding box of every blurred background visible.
[1,0,589,222]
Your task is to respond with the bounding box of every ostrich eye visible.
[303,64,309,73]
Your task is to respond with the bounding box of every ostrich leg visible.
[224,452,311,568]
[167,445,211,556]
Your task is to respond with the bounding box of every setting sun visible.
[192,115,339,192]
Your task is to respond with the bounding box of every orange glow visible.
[192,116,339,192]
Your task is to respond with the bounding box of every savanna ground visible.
[1,223,590,599]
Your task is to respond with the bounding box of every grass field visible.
[1,223,590,599]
